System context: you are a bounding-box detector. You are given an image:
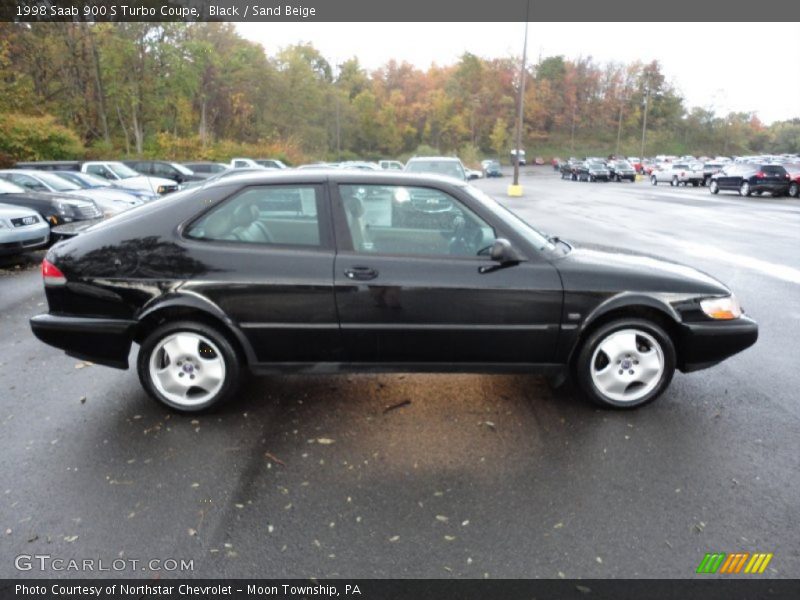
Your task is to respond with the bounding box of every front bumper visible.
[30,314,136,369]
[0,224,50,255]
[678,315,758,372]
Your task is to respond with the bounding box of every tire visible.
[692,181,699,187]
[671,177,679,187]
[590,175,596,182]
[789,182,799,198]
[137,320,242,413]
[651,176,658,186]
[709,180,719,194]
[740,181,751,197]
[575,318,676,409]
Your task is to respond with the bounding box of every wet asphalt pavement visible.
[1,169,798,579]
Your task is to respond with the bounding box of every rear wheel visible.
[576,318,676,409]
[709,180,719,194]
[651,176,658,186]
[740,181,751,197]
[671,176,679,187]
[137,321,242,412]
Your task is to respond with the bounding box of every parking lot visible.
[1,169,799,579]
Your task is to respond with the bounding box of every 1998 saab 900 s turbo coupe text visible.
[30,172,757,412]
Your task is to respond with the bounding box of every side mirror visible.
[489,238,524,264]
[467,171,479,181]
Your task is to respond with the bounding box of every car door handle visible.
[344,266,379,281]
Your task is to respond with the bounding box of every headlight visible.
[157,185,166,194]
[700,295,742,320]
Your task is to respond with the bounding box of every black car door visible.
[716,166,741,190]
[331,180,563,365]
[181,181,341,363]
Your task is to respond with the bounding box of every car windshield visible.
[0,179,26,194]
[35,172,81,191]
[588,162,605,169]
[463,186,555,252]
[615,161,632,168]
[105,163,141,179]
[171,163,194,175]
[406,160,465,179]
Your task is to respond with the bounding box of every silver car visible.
[0,202,50,255]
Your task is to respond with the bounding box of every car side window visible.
[152,163,174,177]
[86,165,112,179]
[339,184,495,258]
[187,185,322,247]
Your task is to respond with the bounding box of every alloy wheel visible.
[590,329,665,404]
[148,332,226,408]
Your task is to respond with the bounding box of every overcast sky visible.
[237,22,799,124]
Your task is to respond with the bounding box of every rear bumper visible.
[678,316,758,372]
[30,314,136,369]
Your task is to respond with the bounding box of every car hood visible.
[552,245,730,297]
[65,189,143,205]
[0,202,39,217]
[0,190,94,205]
[116,175,175,191]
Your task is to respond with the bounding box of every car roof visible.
[198,169,468,190]
[406,156,461,162]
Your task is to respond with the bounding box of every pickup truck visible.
[650,162,705,187]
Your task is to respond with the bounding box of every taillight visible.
[42,258,66,286]
[755,171,765,179]
[680,171,685,177]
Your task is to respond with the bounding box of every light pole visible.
[508,2,530,197]
[640,85,649,171]
[615,95,626,158]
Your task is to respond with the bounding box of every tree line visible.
[1,22,798,166]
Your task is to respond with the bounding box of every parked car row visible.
[555,154,799,198]
[559,158,637,183]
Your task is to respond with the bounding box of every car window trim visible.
[179,182,335,252]
[329,181,543,262]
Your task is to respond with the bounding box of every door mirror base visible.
[479,238,525,273]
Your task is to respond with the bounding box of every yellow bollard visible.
[507,184,523,197]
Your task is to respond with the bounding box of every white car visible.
[229,158,287,169]
[650,162,705,187]
[80,162,179,195]
[379,160,404,171]
[0,202,50,255]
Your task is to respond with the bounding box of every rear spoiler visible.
[50,217,104,241]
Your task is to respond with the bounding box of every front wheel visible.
[575,319,676,409]
[789,182,799,198]
[137,321,242,412]
[709,180,719,194]
[651,176,658,186]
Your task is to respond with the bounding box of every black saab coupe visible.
[30,171,757,412]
